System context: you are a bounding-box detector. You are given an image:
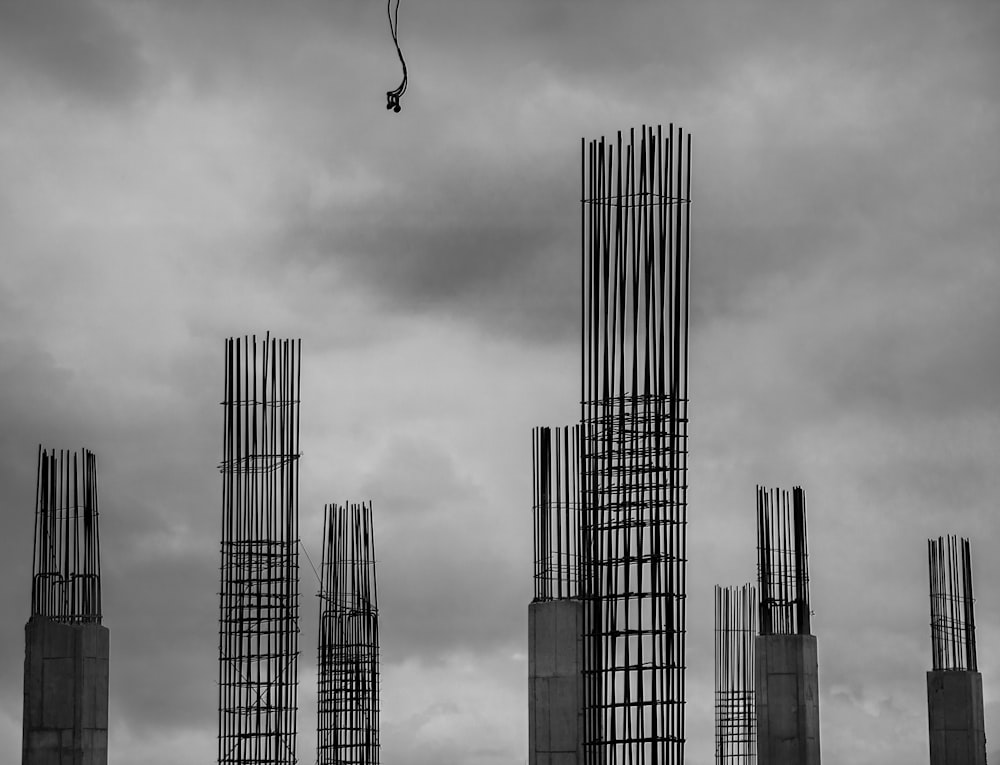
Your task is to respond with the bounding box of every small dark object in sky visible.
[385,0,407,112]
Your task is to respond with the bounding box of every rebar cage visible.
[928,535,977,672]
[580,125,691,765]
[218,334,301,765]
[756,486,810,636]
[317,502,380,765]
[31,447,102,624]
[532,425,582,601]
[714,585,757,764]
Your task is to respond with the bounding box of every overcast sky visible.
[0,0,998,763]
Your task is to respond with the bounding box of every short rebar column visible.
[754,486,820,765]
[926,536,985,765]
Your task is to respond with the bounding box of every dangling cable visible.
[386,0,407,112]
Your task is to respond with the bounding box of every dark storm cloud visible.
[0,0,150,106]
[264,0,998,351]
[282,160,578,342]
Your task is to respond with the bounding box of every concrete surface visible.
[755,633,821,765]
[927,669,987,765]
[22,616,109,765]
[529,599,584,765]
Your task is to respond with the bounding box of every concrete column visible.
[22,616,110,765]
[529,599,583,765]
[755,633,820,765]
[927,670,987,765]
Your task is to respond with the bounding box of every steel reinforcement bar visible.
[218,334,301,765]
[533,425,582,601]
[928,535,976,671]
[714,584,757,764]
[580,124,691,765]
[317,501,379,765]
[756,486,810,637]
[31,447,102,624]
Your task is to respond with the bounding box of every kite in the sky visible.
[385,0,407,112]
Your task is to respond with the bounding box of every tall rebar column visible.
[218,334,301,765]
[714,585,757,765]
[928,536,976,672]
[580,124,691,765]
[756,486,810,636]
[317,502,379,765]
[31,447,102,624]
[533,425,582,602]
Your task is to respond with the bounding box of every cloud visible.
[0,1,998,763]
[359,436,529,663]
[0,0,150,106]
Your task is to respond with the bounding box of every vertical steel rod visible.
[714,584,757,764]
[756,486,810,637]
[580,125,691,765]
[30,447,102,624]
[928,535,976,671]
[317,502,379,765]
[218,334,301,765]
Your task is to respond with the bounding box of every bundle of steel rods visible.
[31,447,102,623]
[532,425,582,601]
[756,486,810,636]
[218,334,301,765]
[580,125,691,765]
[317,502,379,765]
[714,584,757,764]
[928,535,977,671]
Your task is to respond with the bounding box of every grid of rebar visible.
[928,535,977,672]
[218,334,301,765]
[532,425,582,601]
[317,502,380,765]
[580,125,691,765]
[714,584,757,764]
[30,447,102,624]
[756,486,810,637]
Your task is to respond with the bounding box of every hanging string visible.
[386,0,407,112]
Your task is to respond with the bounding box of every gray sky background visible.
[0,0,998,762]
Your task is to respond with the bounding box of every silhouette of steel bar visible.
[317,502,379,765]
[30,447,102,624]
[580,125,691,765]
[532,425,582,601]
[714,584,757,764]
[756,486,810,637]
[928,535,976,671]
[218,334,301,765]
